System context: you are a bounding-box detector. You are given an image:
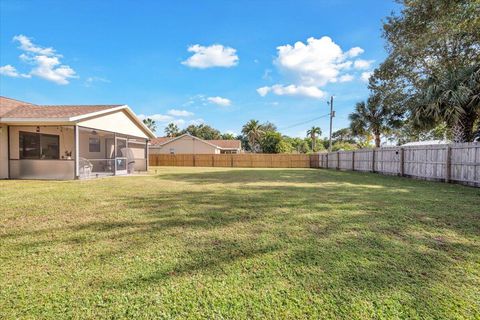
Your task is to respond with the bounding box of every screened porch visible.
[78,127,148,179]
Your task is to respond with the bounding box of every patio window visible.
[19,131,59,160]
[89,137,101,152]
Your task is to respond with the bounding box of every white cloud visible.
[275,36,365,86]
[167,109,194,117]
[137,114,173,122]
[182,44,239,68]
[345,47,364,58]
[207,96,232,107]
[257,87,271,97]
[361,71,373,82]
[189,118,205,126]
[338,74,354,82]
[354,59,374,70]
[28,55,76,85]
[84,76,110,87]
[137,111,201,130]
[257,84,326,99]
[1,35,77,85]
[13,34,56,56]
[0,64,30,78]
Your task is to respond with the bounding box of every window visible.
[89,137,101,152]
[169,148,175,154]
[19,131,59,160]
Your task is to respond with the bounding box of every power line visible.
[279,113,330,130]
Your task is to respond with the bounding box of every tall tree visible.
[221,133,235,140]
[180,124,221,140]
[349,96,400,148]
[241,120,264,152]
[164,123,179,137]
[383,0,479,86]
[306,126,321,151]
[332,128,356,144]
[142,118,157,132]
[413,64,480,142]
[381,0,480,140]
[260,131,283,154]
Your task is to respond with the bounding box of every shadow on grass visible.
[2,168,480,316]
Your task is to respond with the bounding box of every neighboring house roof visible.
[150,133,242,150]
[402,140,450,146]
[208,140,241,149]
[0,96,155,139]
[150,137,174,146]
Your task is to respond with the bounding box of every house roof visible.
[1,103,123,119]
[0,96,156,139]
[208,140,241,149]
[0,96,34,117]
[151,134,242,150]
[150,137,174,146]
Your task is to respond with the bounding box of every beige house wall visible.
[77,110,149,139]
[150,135,220,154]
[9,126,75,160]
[78,129,114,160]
[0,125,8,178]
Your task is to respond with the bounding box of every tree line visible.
[349,0,479,146]
[141,119,367,154]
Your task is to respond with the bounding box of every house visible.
[0,96,156,180]
[150,133,242,154]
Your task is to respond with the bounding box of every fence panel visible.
[353,149,373,172]
[338,151,354,170]
[149,143,479,187]
[450,143,480,186]
[375,147,401,175]
[403,145,446,180]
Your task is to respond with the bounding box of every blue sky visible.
[0,0,400,137]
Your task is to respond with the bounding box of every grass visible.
[1,167,479,319]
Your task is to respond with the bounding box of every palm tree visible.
[164,123,179,137]
[241,120,264,152]
[142,118,157,132]
[413,64,480,142]
[306,126,321,151]
[349,97,396,148]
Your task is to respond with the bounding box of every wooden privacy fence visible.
[318,143,480,187]
[149,143,480,187]
[149,153,317,168]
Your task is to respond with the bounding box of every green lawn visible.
[1,167,479,319]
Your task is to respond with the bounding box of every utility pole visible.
[328,96,335,152]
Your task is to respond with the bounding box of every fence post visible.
[193,154,196,167]
[445,145,452,183]
[212,155,214,167]
[336,152,340,170]
[352,151,355,171]
[231,154,233,167]
[400,147,405,177]
[372,149,376,173]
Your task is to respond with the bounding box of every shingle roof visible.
[150,137,174,146]
[0,96,34,117]
[1,96,124,119]
[0,96,156,139]
[208,140,241,149]
[151,135,241,149]
[0,98,122,119]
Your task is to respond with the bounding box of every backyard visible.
[1,167,479,319]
